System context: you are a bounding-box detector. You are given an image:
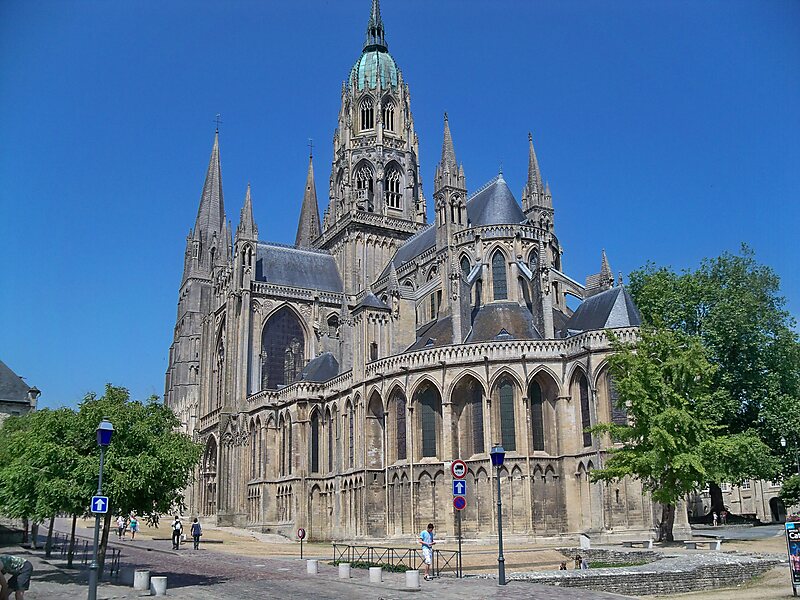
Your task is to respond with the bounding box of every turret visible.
[434,113,467,251]
[522,132,554,232]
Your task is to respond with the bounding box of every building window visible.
[395,392,407,460]
[741,480,751,490]
[419,386,440,458]
[529,381,545,451]
[492,251,508,300]
[310,412,320,473]
[355,165,374,211]
[327,412,334,472]
[360,97,374,131]
[460,256,470,278]
[769,480,781,488]
[261,307,305,390]
[382,101,395,132]
[608,376,627,426]
[720,482,732,492]
[348,404,355,469]
[385,169,401,209]
[470,383,484,455]
[498,380,516,452]
[369,341,378,361]
[579,372,592,447]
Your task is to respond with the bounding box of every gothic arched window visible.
[460,256,470,278]
[393,392,407,461]
[327,410,334,472]
[310,411,320,473]
[348,402,355,468]
[382,101,395,132]
[385,169,401,209]
[213,327,225,409]
[355,165,374,211]
[360,97,374,131]
[261,307,305,390]
[492,251,508,300]
[498,379,516,451]
[579,372,592,447]
[418,385,441,458]
[529,381,545,451]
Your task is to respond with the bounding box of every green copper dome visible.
[350,49,398,91]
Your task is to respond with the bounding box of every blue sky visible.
[1,0,798,409]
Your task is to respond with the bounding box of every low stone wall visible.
[557,547,658,565]
[504,553,782,596]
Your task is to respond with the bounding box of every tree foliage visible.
[780,475,800,507]
[590,328,779,540]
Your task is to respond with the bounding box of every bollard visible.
[307,559,319,575]
[338,563,351,579]
[369,566,383,583]
[405,569,420,589]
[133,569,150,591]
[150,576,168,596]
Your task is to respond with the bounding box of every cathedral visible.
[165,1,686,542]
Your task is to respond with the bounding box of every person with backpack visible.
[190,518,202,550]
[171,516,183,550]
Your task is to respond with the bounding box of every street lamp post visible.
[490,444,506,586]
[88,418,114,600]
[781,437,800,477]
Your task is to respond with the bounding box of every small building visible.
[0,360,40,425]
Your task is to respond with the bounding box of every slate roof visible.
[466,302,542,343]
[381,175,526,278]
[0,360,34,404]
[562,286,642,336]
[355,292,389,311]
[408,317,454,351]
[255,243,343,293]
[299,353,339,383]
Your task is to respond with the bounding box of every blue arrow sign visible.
[91,495,109,514]
[452,480,466,496]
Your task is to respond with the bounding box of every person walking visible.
[419,523,435,581]
[190,518,202,550]
[171,516,183,550]
[712,511,718,527]
[129,515,139,541]
[0,554,34,600]
[116,515,126,540]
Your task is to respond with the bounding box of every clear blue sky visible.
[1,0,798,410]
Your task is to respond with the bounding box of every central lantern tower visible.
[316,0,426,295]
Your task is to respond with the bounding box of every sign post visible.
[298,527,306,559]
[787,521,800,596]
[452,461,467,579]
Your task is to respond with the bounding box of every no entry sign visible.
[451,459,467,479]
[453,496,466,511]
[297,528,306,540]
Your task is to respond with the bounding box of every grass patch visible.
[330,560,410,573]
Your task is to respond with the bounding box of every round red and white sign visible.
[451,459,467,479]
[297,528,306,540]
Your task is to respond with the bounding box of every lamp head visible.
[490,443,506,467]
[96,418,114,447]
[781,437,787,448]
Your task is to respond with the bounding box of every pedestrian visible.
[712,511,718,527]
[419,523,435,581]
[574,554,582,570]
[129,515,139,541]
[171,515,183,550]
[581,556,590,570]
[559,562,567,570]
[191,518,202,550]
[0,554,34,600]
[721,510,728,525]
[116,515,126,540]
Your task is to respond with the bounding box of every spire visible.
[295,154,321,248]
[387,261,400,294]
[193,130,226,244]
[363,0,387,51]
[237,183,258,240]
[440,112,457,173]
[600,249,613,282]
[526,132,543,193]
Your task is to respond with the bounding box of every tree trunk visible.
[45,515,55,558]
[21,517,29,544]
[30,521,39,549]
[67,514,77,568]
[709,482,725,516]
[659,503,676,542]
[98,511,112,576]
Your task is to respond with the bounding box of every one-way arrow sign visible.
[91,495,109,514]
[452,480,466,496]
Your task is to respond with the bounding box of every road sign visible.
[452,480,467,496]
[451,459,467,479]
[453,496,466,511]
[91,495,109,514]
[297,528,306,540]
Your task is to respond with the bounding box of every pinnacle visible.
[295,155,321,248]
[440,113,457,172]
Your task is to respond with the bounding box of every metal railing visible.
[332,543,461,578]
[47,531,121,577]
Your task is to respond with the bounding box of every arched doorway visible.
[770,496,787,523]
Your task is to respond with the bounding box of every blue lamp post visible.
[88,418,114,600]
[490,443,506,585]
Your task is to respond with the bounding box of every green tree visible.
[780,475,800,508]
[628,245,800,511]
[590,328,779,541]
[75,385,203,571]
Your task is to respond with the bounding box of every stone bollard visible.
[405,569,420,589]
[369,566,383,583]
[338,563,351,579]
[307,559,319,575]
[150,576,168,596]
[133,569,150,591]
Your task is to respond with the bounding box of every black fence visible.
[47,531,121,577]
[332,543,461,578]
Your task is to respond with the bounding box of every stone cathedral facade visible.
[165,1,685,542]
